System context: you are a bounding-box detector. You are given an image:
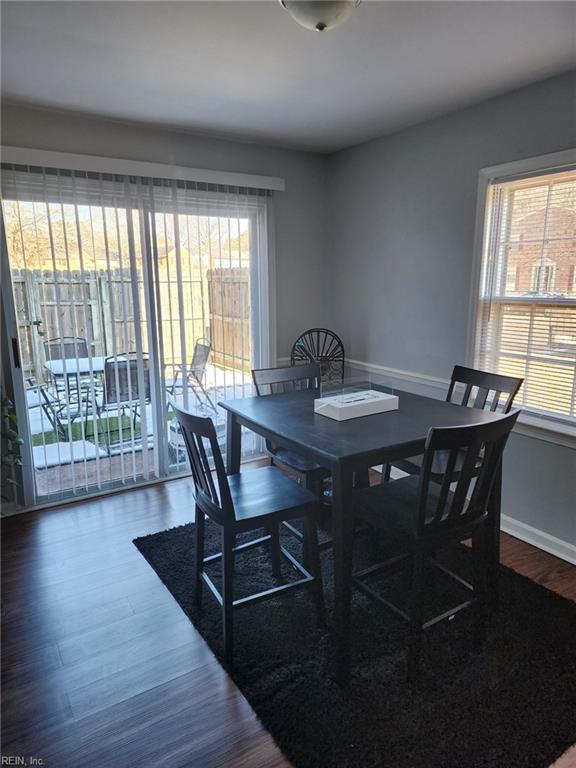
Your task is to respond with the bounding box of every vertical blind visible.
[474,167,576,422]
[1,164,270,503]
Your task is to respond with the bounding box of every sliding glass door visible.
[1,165,271,506]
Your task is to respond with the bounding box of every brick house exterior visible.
[506,206,576,296]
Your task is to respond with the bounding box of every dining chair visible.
[353,409,519,681]
[290,328,345,383]
[172,402,325,669]
[382,365,523,482]
[252,364,331,559]
[252,363,329,492]
[166,338,216,413]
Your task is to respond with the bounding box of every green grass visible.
[32,415,142,449]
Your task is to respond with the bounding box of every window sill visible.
[514,413,576,449]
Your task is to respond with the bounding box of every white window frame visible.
[467,148,576,448]
[530,258,557,294]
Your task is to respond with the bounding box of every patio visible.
[28,362,260,498]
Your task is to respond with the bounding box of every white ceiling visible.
[2,1,575,153]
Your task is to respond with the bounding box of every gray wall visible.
[1,102,331,359]
[329,71,576,546]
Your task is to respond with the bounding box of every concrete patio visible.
[28,363,261,499]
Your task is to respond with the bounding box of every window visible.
[473,166,576,423]
[1,163,272,504]
[531,259,556,294]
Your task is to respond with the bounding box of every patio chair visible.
[26,378,72,441]
[43,336,94,402]
[44,337,89,361]
[88,353,151,454]
[166,338,217,413]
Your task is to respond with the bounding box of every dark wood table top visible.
[220,389,499,468]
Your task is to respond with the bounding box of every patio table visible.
[220,387,503,685]
[43,357,106,419]
[44,357,105,378]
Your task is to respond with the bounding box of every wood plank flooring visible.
[2,475,575,767]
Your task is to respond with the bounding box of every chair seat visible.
[229,466,320,529]
[270,447,329,477]
[354,475,453,538]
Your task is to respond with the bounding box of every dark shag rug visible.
[134,519,576,768]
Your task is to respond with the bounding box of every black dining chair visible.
[353,409,519,681]
[290,328,345,383]
[172,402,325,669]
[252,363,329,494]
[382,365,523,482]
[252,364,331,559]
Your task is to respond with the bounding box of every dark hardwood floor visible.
[2,474,575,767]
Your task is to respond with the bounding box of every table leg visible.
[487,460,503,609]
[226,411,241,475]
[331,462,355,686]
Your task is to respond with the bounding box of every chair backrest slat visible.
[252,363,321,396]
[417,410,520,535]
[171,402,233,525]
[433,448,460,522]
[489,391,502,412]
[447,440,484,521]
[472,387,489,410]
[448,365,523,414]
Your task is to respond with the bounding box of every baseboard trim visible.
[501,515,576,566]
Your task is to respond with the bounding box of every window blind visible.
[1,163,270,503]
[474,168,576,423]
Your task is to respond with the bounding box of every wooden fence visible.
[207,267,251,374]
[11,266,251,380]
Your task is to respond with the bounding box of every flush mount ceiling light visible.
[278,1,361,32]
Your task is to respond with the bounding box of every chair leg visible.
[222,528,235,670]
[407,548,427,682]
[303,475,324,569]
[270,522,281,578]
[194,505,205,607]
[304,517,326,628]
[472,527,488,648]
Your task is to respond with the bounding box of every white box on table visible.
[314,389,399,421]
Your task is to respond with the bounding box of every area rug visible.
[134,520,576,768]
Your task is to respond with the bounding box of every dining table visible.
[220,386,503,685]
